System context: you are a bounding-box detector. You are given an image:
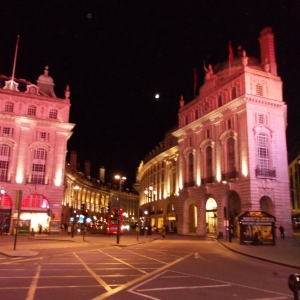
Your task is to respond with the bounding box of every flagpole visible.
[11,35,20,82]
[229,41,231,75]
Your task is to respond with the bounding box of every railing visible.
[0,174,11,182]
[222,170,239,181]
[255,167,276,178]
[26,176,49,185]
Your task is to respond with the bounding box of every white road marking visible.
[25,264,41,300]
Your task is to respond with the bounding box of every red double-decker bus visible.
[107,209,123,235]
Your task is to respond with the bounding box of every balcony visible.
[26,176,49,185]
[255,167,276,178]
[222,170,239,181]
[0,175,11,182]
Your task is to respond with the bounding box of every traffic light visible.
[84,208,88,217]
[81,203,85,214]
[107,202,111,213]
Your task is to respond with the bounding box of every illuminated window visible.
[27,105,36,116]
[0,144,10,182]
[4,101,14,112]
[49,108,58,119]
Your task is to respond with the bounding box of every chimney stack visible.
[70,151,77,169]
[84,160,91,177]
[258,27,277,76]
[99,166,105,183]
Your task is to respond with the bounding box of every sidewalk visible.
[0,232,299,270]
[218,234,300,270]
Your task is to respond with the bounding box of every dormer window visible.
[49,109,58,119]
[4,101,14,113]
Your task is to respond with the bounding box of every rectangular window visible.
[258,114,264,124]
[256,84,263,97]
[206,129,210,139]
[2,128,10,136]
[49,109,58,119]
[227,119,232,129]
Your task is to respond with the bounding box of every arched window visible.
[206,146,213,182]
[257,133,269,173]
[227,138,235,177]
[32,148,47,184]
[49,108,58,119]
[28,105,36,116]
[4,101,14,112]
[0,144,10,181]
[188,153,194,184]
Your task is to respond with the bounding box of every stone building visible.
[173,27,292,237]
[0,67,74,234]
[137,27,292,238]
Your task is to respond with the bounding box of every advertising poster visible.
[13,219,31,236]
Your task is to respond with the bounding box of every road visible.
[0,235,297,300]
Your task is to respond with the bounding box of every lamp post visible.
[144,184,156,236]
[71,185,79,238]
[114,175,126,244]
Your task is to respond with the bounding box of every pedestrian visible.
[279,225,285,238]
[161,226,166,239]
[31,228,35,238]
[38,224,42,234]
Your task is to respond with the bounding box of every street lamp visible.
[71,185,79,238]
[144,184,157,236]
[114,175,126,244]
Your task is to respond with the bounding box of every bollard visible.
[288,273,300,300]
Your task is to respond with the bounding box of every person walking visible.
[161,226,166,239]
[31,228,35,238]
[279,225,285,238]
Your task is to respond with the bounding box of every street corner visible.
[0,250,39,258]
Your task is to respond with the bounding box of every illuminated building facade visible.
[0,67,74,234]
[138,27,292,237]
[136,130,179,232]
[173,27,292,237]
[62,151,140,231]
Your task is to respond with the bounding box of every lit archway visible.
[259,196,274,216]
[206,197,217,233]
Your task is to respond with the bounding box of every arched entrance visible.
[259,196,274,216]
[206,197,217,234]
[227,191,241,237]
[188,203,197,233]
[0,194,12,234]
[19,194,50,233]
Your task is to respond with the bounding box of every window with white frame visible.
[257,133,269,171]
[32,148,47,184]
[28,105,37,116]
[4,101,14,112]
[0,144,10,181]
[49,108,58,119]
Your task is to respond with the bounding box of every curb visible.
[218,239,300,271]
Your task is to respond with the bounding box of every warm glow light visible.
[115,175,126,180]
[242,162,248,177]
[55,170,62,186]
[16,173,23,184]
[155,94,159,99]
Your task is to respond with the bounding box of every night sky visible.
[1,1,300,188]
